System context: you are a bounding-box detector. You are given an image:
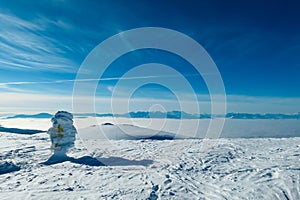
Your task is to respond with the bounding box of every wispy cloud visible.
[0,74,203,86]
[0,11,78,72]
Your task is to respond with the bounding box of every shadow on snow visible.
[41,155,153,167]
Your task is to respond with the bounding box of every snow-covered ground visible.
[0,118,299,199]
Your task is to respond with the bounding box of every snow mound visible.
[0,161,20,174]
[78,123,180,140]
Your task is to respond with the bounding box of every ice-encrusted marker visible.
[47,111,77,157]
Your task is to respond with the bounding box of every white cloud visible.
[0,91,299,114]
[226,95,300,113]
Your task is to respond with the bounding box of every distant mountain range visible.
[4,111,300,120]
[6,113,52,119]
[225,113,300,119]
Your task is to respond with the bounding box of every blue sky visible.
[0,0,299,114]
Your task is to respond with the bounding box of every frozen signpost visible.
[47,111,77,158]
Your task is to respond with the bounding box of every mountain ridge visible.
[4,111,300,120]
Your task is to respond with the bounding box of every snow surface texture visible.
[0,118,299,199]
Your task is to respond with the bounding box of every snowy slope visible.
[78,123,177,140]
[0,118,299,199]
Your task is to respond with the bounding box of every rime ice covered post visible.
[47,111,77,157]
